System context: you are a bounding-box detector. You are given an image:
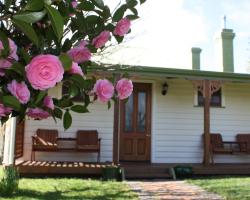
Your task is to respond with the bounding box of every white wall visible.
[0,131,3,159]
[21,78,250,164]
[22,102,114,162]
[152,79,250,163]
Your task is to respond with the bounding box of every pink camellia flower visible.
[26,54,64,90]
[0,38,18,70]
[116,79,133,100]
[67,41,91,64]
[92,31,110,48]
[43,96,54,110]
[79,40,88,47]
[0,69,5,76]
[0,104,12,117]
[71,0,78,8]
[113,18,131,36]
[69,62,84,76]
[27,108,50,120]
[93,79,114,103]
[7,80,30,104]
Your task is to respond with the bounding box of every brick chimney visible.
[215,29,235,72]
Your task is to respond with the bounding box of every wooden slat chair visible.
[76,130,101,162]
[236,134,250,153]
[31,129,58,160]
[210,133,237,164]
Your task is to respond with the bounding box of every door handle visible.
[146,134,150,137]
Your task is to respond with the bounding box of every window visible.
[197,89,222,107]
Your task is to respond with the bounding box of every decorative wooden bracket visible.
[192,80,223,97]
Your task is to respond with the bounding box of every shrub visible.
[0,166,19,196]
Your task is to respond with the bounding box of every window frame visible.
[194,86,225,108]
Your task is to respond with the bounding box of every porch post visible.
[113,99,120,165]
[203,80,211,166]
[113,74,120,165]
[3,117,16,166]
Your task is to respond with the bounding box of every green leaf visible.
[126,0,138,7]
[114,35,124,44]
[129,7,138,15]
[85,15,99,24]
[113,5,127,22]
[12,19,40,47]
[107,101,111,109]
[59,53,72,71]
[57,98,73,108]
[63,110,72,130]
[101,6,111,19]
[62,39,72,52]
[25,0,44,11]
[54,107,63,119]
[0,30,9,57]
[20,48,31,64]
[69,84,79,97]
[91,0,105,9]
[139,0,146,4]
[126,14,139,20]
[2,96,21,111]
[45,4,64,40]
[7,63,25,75]
[71,105,88,113]
[75,12,87,33]
[13,10,46,23]
[106,23,115,32]
[78,1,95,11]
[70,74,85,88]
[4,0,12,11]
[35,91,47,105]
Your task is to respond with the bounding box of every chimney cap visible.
[191,47,202,53]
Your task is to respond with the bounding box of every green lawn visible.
[0,166,137,200]
[188,177,250,200]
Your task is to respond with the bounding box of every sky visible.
[104,0,250,73]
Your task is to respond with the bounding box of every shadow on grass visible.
[3,184,137,200]
[11,189,134,200]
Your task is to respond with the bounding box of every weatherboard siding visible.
[0,134,3,158]
[152,79,250,163]
[21,102,114,162]
[21,79,250,164]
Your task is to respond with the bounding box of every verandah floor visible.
[16,161,116,177]
[16,160,250,178]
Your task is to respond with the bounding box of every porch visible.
[16,161,250,178]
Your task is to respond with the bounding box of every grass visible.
[187,176,250,200]
[0,166,138,200]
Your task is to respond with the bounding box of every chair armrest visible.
[32,135,38,145]
[223,141,239,144]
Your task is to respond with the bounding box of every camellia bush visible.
[0,0,145,129]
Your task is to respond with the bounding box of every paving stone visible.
[128,180,224,200]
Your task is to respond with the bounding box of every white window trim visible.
[193,85,225,107]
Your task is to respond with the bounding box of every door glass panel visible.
[125,94,133,132]
[137,92,146,132]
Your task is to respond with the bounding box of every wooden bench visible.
[31,129,101,162]
[209,133,240,164]
[236,134,250,154]
[31,129,58,160]
[209,133,249,164]
[76,130,101,162]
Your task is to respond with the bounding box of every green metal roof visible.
[91,64,250,83]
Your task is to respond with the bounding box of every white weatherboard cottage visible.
[3,28,250,169]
